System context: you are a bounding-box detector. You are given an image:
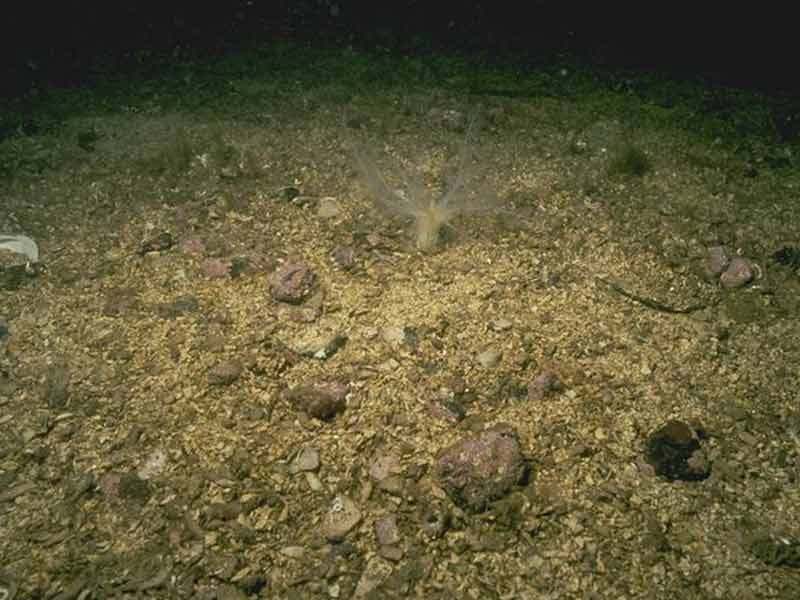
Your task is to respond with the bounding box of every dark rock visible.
[269,261,317,304]
[157,295,199,319]
[118,472,152,503]
[527,371,561,401]
[644,420,711,481]
[331,245,356,270]
[285,383,348,420]
[434,425,528,512]
[748,533,800,568]
[138,231,174,255]
[280,187,301,202]
[238,574,269,595]
[0,371,16,397]
[427,399,466,423]
[99,471,152,505]
[102,287,139,317]
[42,364,70,409]
[328,542,357,560]
[0,262,41,290]
[215,585,249,600]
[205,501,243,521]
[772,245,800,268]
[209,360,243,386]
[229,257,249,277]
[66,473,96,502]
[418,502,450,539]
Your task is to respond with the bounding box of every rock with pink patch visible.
[269,261,317,304]
[180,238,206,256]
[527,371,561,401]
[720,256,753,289]
[434,425,527,512]
[202,258,231,278]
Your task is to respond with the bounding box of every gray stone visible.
[317,197,341,218]
[369,453,402,482]
[489,318,513,332]
[477,349,502,369]
[289,325,347,359]
[292,447,320,472]
[353,557,392,598]
[323,494,361,541]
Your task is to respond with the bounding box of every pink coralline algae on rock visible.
[180,238,206,256]
[527,371,561,401]
[434,425,527,512]
[331,245,355,270]
[202,258,232,278]
[720,256,754,289]
[269,261,317,303]
[374,515,400,546]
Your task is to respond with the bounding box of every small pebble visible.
[374,515,400,546]
[369,453,402,482]
[269,261,317,304]
[305,472,324,492]
[322,494,362,542]
[292,447,320,472]
[527,371,560,401]
[280,546,306,559]
[202,258,231,278]
[477,349,502,369]
[317,197,341,219]
[489,318,512,332]
[208,360,242,386]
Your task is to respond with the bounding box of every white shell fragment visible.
[0,234,39,263]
